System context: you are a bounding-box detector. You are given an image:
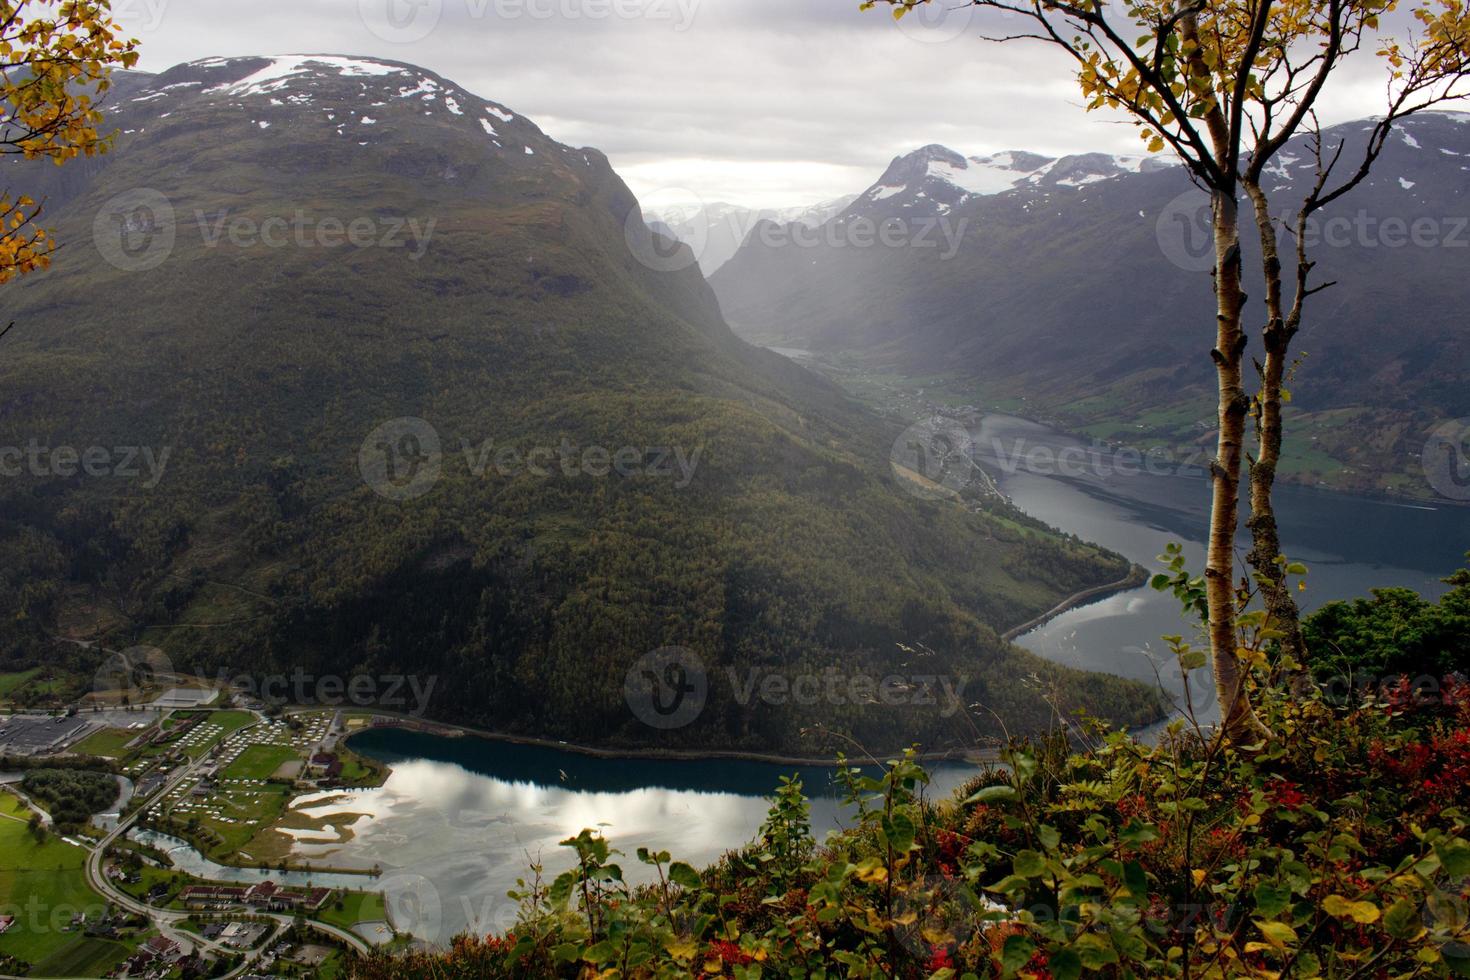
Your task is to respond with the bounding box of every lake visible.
[976,413,1470,726]
[282,729,979,943]
[253,411,1468,945]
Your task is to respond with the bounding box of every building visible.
[307,751,342,779]
[178,880,333,913]
[142,934,183,962]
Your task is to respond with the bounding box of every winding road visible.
[77,713,373,971]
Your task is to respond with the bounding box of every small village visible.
[0,672,398,979]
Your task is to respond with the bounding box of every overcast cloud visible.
[116,0,1428,207]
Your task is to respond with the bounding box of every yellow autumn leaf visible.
[1322,894,1381,924]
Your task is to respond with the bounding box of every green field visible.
[0,667,77,705]
[0,668,41,698]
[316,889,387,932]
[71,726,144,759]
[116,864,189,908]
[223,742,298,780]
[0,793,114,968]
[30,934,132,978]
[165,783,292,861]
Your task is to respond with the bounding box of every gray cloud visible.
[117,0,1442,207]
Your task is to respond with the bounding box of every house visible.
[142,934,183,962]
[0,914,13,935]
[178,883,249,909]
[178,879,333,914]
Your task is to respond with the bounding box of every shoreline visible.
[333,710,1004,768]
[1001,564,1150,643]
[321,568,1156,770]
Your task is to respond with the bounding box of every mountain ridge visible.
[710,112,1470,501]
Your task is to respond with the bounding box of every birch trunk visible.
[1242,181,1308,663]
[1205,190,1271,741]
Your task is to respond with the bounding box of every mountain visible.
[848,144,1174,217]
[645,195,858,275]
[0,56,1161,753]
[710,114,1470,500]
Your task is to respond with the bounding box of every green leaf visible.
[1437,838,1470,878]
[1001,934,1036,975]
[1123,860,1148,898]
[1384,897,1422,940]
[1013,850,1047,877]
[1253,882,1291,918]
[1322,894,1380,924]
[582,940,617,963]
[1049,948,1083,980]
[964,784,1017,805]
[884,810,917,853]
[1254,919,1297,950]
[669,861,701,889]
[1119,822,1159,844]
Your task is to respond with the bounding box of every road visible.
[79,713,374,966]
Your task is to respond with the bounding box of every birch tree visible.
[866,0,1470,741]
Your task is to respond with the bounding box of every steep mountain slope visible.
[646,195,858,275]
[0,56,1160,752]
[711,115,1470,500]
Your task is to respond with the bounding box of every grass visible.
[0,793,112,968]
[336,749,387,786]
[0,667,77,705]
[223,743,298,780]
[116,864,190,908]
[0,668,41,699]
[165,785,292,862]
[30,934,132,978]
[70,726,144,759]
[316,889,387,931]
[316,949,346,979]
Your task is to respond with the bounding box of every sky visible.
[116,0,1414,208]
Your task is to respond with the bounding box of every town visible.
[0,663,399,978]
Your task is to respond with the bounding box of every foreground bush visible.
[351,668,1470,978]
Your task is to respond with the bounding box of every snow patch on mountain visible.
[206,55,404,98]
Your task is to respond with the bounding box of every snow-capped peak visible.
[200,55,406,97]
[854,143,1176,216]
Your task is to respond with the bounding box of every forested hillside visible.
[0,57,1162,752]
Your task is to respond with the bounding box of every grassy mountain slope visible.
[0,56,1161,752]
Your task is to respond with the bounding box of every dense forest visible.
[20,768,119,830]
